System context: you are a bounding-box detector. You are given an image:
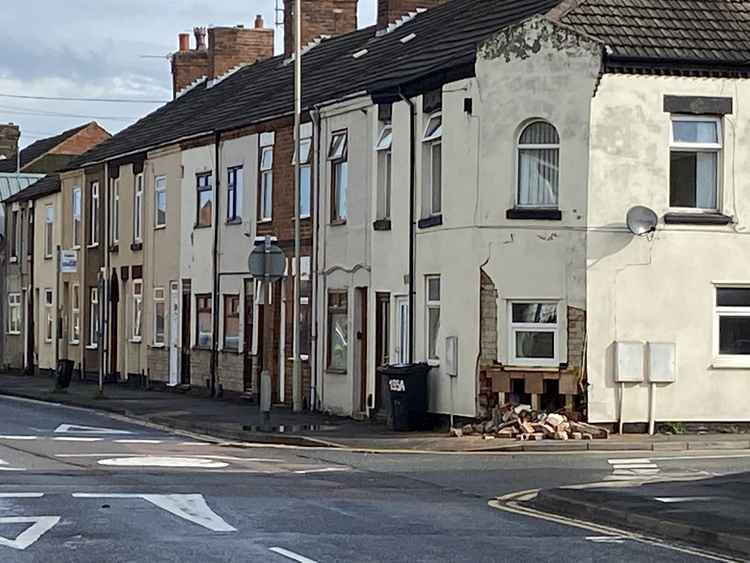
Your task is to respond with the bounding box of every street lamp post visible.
[292,0,303,413]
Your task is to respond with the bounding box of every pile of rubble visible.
[451,403,609,441]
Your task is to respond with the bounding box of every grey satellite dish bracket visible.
[626,206,658,236]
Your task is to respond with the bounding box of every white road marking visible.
[586,536,628,544]
[0,516,60,551]
[178,442,211,446]
[97,456,229,468]
[54,424,132,435]
[0,493,44,498]
[654,497,716,503]
[611,464,659,470]
[114,440,163,444]
[53,437,103,442]
[269,546,318,563]
[606,458,660,481]
[0,436,37,441]
[606,458,652,464]
[72,494,236,532]
[293,467,350,475]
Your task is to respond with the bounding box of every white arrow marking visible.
[654,497,716,503]
[0,493,44,498]
[269,547,318,563]
[0,516,59,550]
[54,424,132,435]
[52,437,103,442]
[71,494,236,532]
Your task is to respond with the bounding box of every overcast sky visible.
[0,1,377,148]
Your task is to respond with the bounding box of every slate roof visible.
[3,174,60,204]
[0,122,93,173]
[557,0,750,67]
[69,0,750,169]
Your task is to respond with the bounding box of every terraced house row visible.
[5,0,750,428]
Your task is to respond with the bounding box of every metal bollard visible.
[260,370,272,427]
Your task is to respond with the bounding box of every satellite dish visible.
[626,206,658,236]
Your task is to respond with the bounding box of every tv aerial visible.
[626,206,658,236]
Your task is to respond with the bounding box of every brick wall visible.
[147,347,170,382]
[208,26,274,81]
[284,0,358,56]
[217,351,244,392]
[479,269,498,363]
[0,123,20,161]
[377,0,447,29]
[51,123,111,157]
[190,349,212,388]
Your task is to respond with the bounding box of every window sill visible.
[427,359,440,367]
[86,345,98,350]
[330,219,347,227]
[418,214,443,229]
[9,258,18,264]
[258,218,272,224]
[711,357,750,369]
[7,332,21,336]
[287,355,311,362]
[70,341,80,346]
[326,368,347,375]
[225,218,243,226]
[109,244,119,253]
[131,242,143,252]
[193,223,211,230]
[87,244,99,249]
[193,346,212,352]
[502,364,561,372]
[129,338,142,344]
[373,219,392,231]
[72,246,81,252]
[154,225,166,231]
[506,208,562,221]
[151,343,166,349]
[664,212,733,225]
[222,348,240,354]
[44,255,53,261]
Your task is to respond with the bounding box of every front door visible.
[243,279,254,393]
[374,293,390,412]
[356,287,368,413]
[169,282,179,386]
[395,296,409,365]
[180,280,191,385]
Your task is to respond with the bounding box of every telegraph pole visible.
[292,0,303,412]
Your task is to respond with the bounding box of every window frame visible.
[507,300,560,367]
[668,114,722,212]
[72,186,82,249]
[89,181,99,247]
[44,204,54,259]
[196,294,213,349]
[223,294,241,352]
[10,209,18,261]
[226,166,243,223]
[70,284,80,344]
[195,172,213,227]
[327,290,349,372]
[132,279,143,342]
[133,174,144,242]
[153,287,166,346]
[88,287,99,348]
[425,276,441,361]
[111,177,120,244]
[422,114,442,217]
[376,125,393,220]
[515,119,561,210]
[7,293,21,335]
[154,175,167,229]
[329,131,349,224]
[44,288,54,343]
[713,284,750,367]
[293,137,313,219]
[258,145,274,222]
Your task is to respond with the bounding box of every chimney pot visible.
[255,14,264,29]
[178,33,190,52]
[194,26,207,50]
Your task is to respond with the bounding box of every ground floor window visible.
[89,287,99,348]
[44,289,54,342]
[132,280,143,342]
[154,287,166,346]
[7,293,21,335]
[223,295,240,351]
[425,276,441,360]
[327,291,348,372]
[508,301,559,366]
[196,294,212,348]
[716,287,750,357]
[71,285,80,343]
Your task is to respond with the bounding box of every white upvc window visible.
[133,173,144,242]
[43,205,54,259]
[376,125,393,220]
[508,301,560,367]
[422,114,442,216]
[71,284,80,344]
[44,288,54,343]
[72,186,82,249]
[517,120,560,208]
[329,131,348,223]
[226,166,243,222]
[89,287,99,348]
[132,280,143,342]
[425,276,441,361]
[155,176,167,228]
[7,293,21,335]
[293,136,313,219]
[669,115,722,210]
[111,177,120,244]
[153,287,166,346]
[89,181,99,246]
[259,145,274,221]
[714,286,750,366]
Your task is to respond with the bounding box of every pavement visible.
[1,373,750,453]
[528,472,750,560]
[1,393,749,561]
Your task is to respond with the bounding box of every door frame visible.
[169,281,179,386]
[180,279,191,385]
[395,295,409,365]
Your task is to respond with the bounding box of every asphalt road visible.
[0,395,748,562]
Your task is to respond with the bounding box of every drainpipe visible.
[400,91,416,364]
[209,132,222,397]
[310,104,323,411]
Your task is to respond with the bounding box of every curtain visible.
[518,148,559,207]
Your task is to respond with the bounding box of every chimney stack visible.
[377,0,446,30]
[284,0,358,57]
[0,123,20,168]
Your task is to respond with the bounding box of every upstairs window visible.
[329,131,348,223]
[227,166,243,222]
[155,176,167,228]
[509,301,559,367]
[133,174,143,242]
[670,116,721,210]
[89,181,99,246]
[422,114,442,216]
[196,173,212,227]
[111,178,120,244]
[376,125,393,220]
[72,186,82,248]
[10,210,18,260]
[293,136,313,219]
[259,144,274,221]
[517,121,559,208]
[44,205,54,259]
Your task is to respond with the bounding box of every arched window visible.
[517,120,560,208]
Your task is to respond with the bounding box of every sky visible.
[0,1,377,149]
